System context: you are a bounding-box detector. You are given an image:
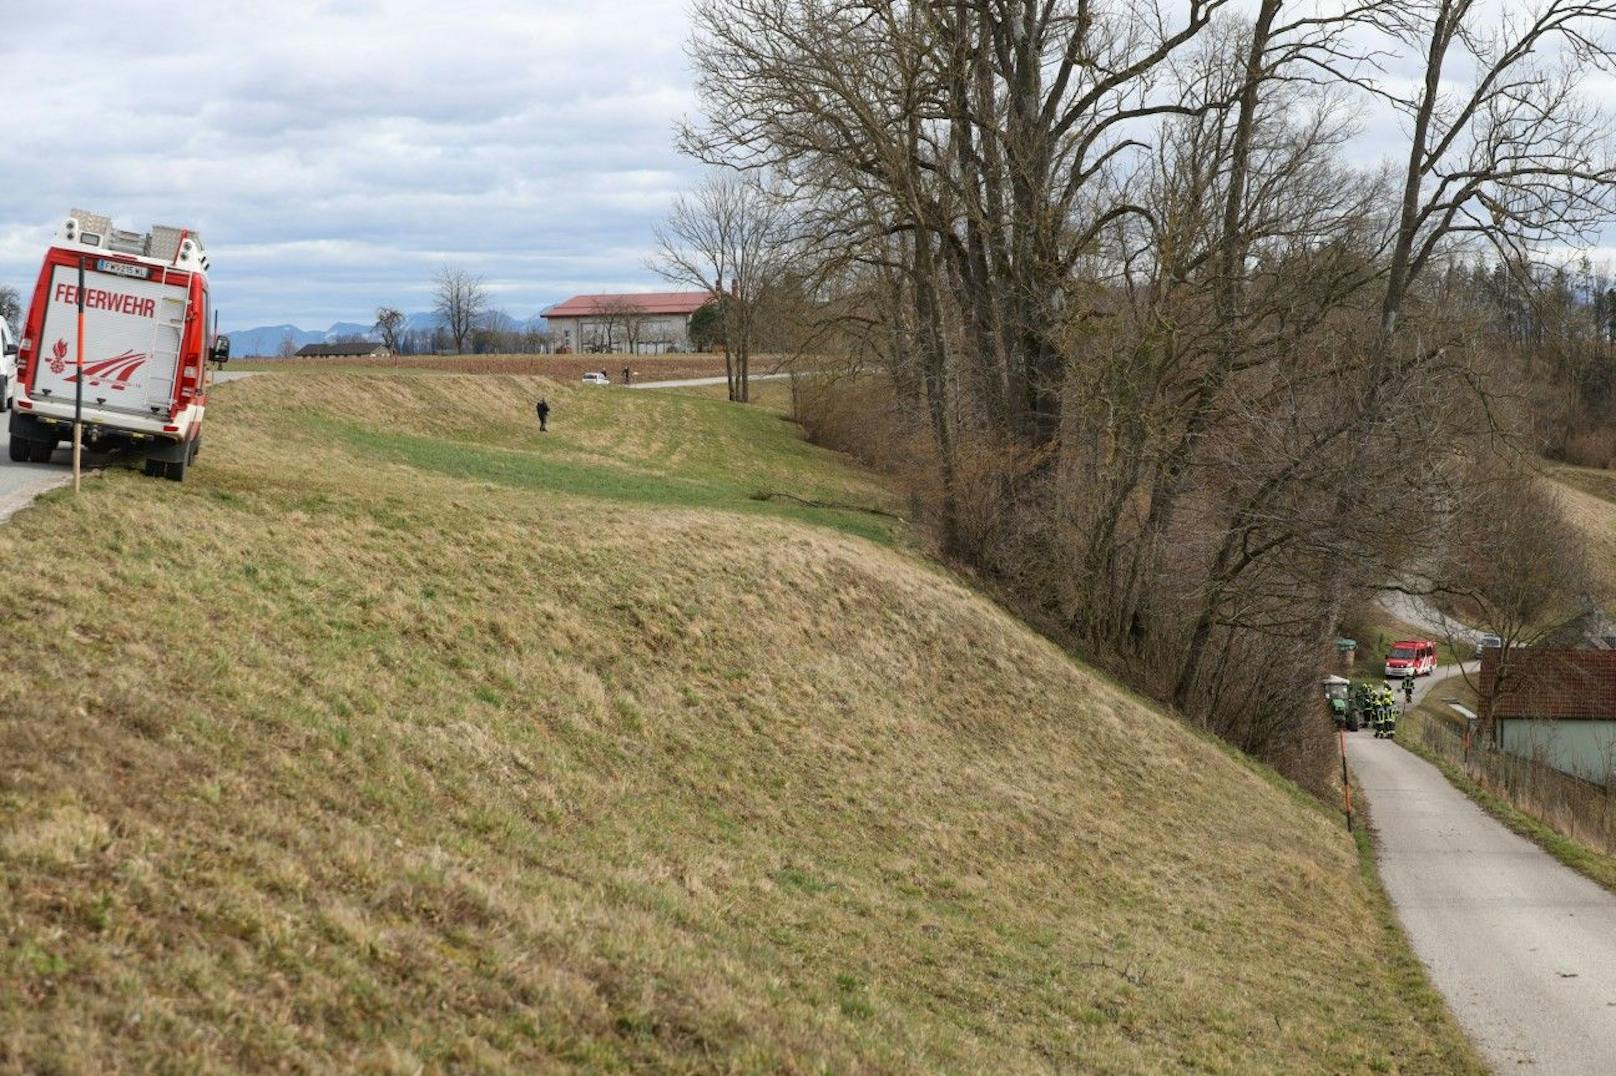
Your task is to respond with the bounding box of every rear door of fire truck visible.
[29,259,190,420]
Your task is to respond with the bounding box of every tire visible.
[164,457,187,482]
[143,458,164,478]
[28,439,53,463]
[8,437,28,463]
[187,437,200,464]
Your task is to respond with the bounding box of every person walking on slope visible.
[536,396,551,433]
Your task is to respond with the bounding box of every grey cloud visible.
[0,1,700,329]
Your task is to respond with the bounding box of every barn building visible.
[544,292,713,354]
[294,342,393,359]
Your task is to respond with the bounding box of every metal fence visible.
[1406,710,1616,855]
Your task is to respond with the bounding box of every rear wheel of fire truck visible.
[27,439,53,463]
[143,458,164,478]
[164,457,188,482]
[8,437,29,462]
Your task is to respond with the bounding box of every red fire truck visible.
[9,209,230,481]
[1384,639,1438,679]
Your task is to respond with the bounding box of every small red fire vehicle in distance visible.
[1384,639,1438,679]
[10,209,230,481]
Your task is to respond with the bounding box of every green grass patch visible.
[312,414,898,546]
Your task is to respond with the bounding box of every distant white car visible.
[581,371,610,385]
[0,320,16,410]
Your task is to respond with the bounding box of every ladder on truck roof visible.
[143,274,191,416]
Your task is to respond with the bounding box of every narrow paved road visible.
[0,435,77,522]
[1349,726,1616,1072]
[1411,660,1479,706]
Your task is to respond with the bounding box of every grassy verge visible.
[0,371,1479,1070]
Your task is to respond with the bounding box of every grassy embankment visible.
[0,371,1478,1071]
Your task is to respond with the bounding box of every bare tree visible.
[1427,469,1590,691]
[433,266,488,355]
[675,0,1616,788]
[596,297,649,354]
[1376,0,1616,338]
[652,173,789,402]
[374,307,405,354]
[0,286,20,335]
[585,303,620,352]
[277,331,297,359]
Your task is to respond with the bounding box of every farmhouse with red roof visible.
[543,291,713,354]
[1481,646,1616,780]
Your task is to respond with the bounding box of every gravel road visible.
[1348,727,1616,1072]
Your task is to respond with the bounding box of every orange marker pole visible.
[1340,727,1354,833]
[73,256,85,493]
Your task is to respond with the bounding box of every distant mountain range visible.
[226,309,548,356]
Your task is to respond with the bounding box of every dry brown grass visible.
[1546,465,1616,603]
[0,372,1478,1071]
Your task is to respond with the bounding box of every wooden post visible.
[73,256,85,493]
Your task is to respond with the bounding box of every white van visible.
[0,319,17,409]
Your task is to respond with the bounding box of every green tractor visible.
[1323,676,1351,728]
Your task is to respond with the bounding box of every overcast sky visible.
[4,2,1610,333]
[0,0,700,331]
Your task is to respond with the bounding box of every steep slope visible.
[0,373,1475,1071]
[1548,464,1616,603]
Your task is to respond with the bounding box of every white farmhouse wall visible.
[544,314,693,353]
[1499,718,1616,782]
